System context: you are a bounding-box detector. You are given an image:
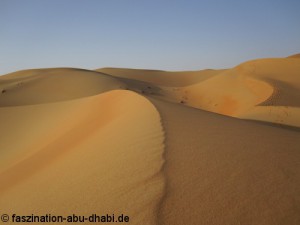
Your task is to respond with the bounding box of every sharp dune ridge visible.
[0,90,166,225]
[0,55,300,224]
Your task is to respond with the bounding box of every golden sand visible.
[0,55,299,224]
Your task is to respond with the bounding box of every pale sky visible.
[1,0,300,75]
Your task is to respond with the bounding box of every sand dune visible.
[287,53,300,58]
[151,98,300,225]
[0,90,165,225]
[96,67,225,87]
[100,58,300,128]
[160,58,300,127]
[0,55,299,224]
[0,68,125,106]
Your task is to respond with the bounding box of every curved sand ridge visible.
[0,68,125,106]
[134,57,299,128]
[237,58,300,127]
[167,67,273,116]
[0,90,165,225]
[97,57,300,128]
[96,67,225,87]
[150,97,300,225]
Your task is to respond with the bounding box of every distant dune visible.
[96,67,226,87]
[0,55,299,224]
[287,53,300,58]
[0,68,124,106]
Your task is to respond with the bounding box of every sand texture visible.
[0,55,299,224]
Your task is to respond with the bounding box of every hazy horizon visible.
[1,0,300,75]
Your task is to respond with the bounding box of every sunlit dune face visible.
[218,95,239,116]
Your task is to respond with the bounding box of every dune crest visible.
[96,67,225,87]
[0,90,165,225]
[97,57,300,128]
[0,68,125,106]
[151,58,300,127]
[151,98,300,225]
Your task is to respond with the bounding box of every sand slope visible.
[98,58,300,128]
[0,90,165,225]
[151,98,300,225]
[0,68,125,106]
[165,58,300,127]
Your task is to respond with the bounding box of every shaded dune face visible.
[150,97,300,225]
